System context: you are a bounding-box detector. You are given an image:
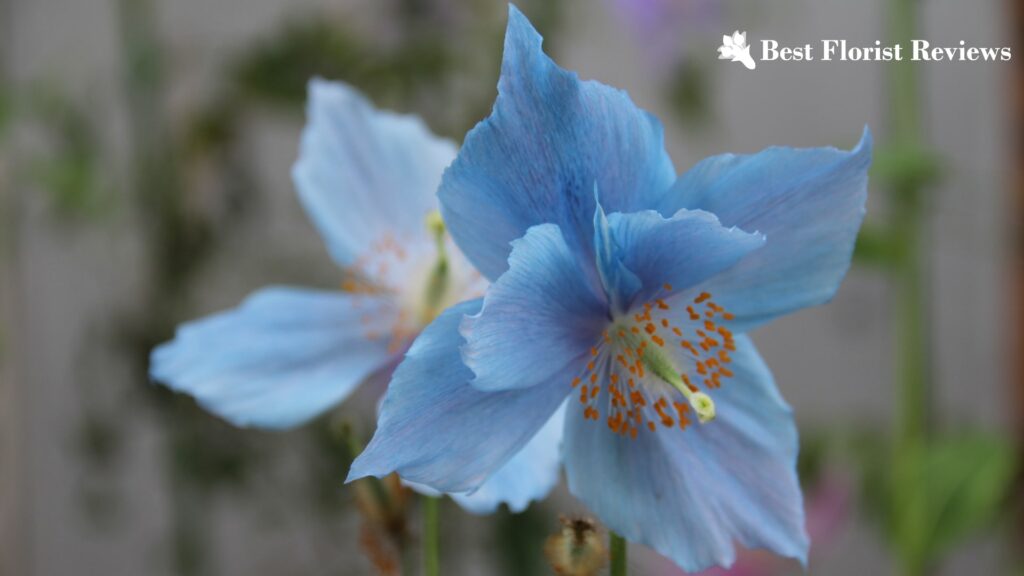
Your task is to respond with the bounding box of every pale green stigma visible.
[426,210,446,245]
[576,291,737,437]
[419,211,450,324]
[688,392,716,424]
[615,325,717,425]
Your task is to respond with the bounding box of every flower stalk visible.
[886,0,933,574]
[609,531,627,576]
[423,495,440,576]
[348,8,868,573]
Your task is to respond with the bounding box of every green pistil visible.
[614,324,717,424]
[420,211,450,324]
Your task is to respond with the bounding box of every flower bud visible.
[543,516,608,576]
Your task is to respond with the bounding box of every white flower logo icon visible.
[718,31,756,70]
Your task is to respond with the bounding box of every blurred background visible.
[0,0,1021,574]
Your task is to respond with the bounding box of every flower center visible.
[570,286,737,439]
[347,212,477,354]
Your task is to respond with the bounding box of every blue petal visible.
[462,224,608,393]
[399,404,566,514]
[439,6,676,281]
[349,299,569,493]
[563,335,808,572]
[443,403,565,515]
[293,78,457,270]
[660,129,872,330]
[593,201,642,316]
[150,287,396,429]
[601,207,765,312]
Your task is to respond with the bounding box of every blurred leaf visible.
[28,155,107,216]
[916,433,1019,557]
[182,99,240,158]
[231,16,450,111]
[667,59,711,125]
[798,432,830,486]
[853,224,898,268]
[14,85,114,218]
[871,142,943,202]
[853,431,1020,567]
[232,18,365,108]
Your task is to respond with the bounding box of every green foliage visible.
[27,153,107,217]
[231,16,450,111]
[912,434,1018,558]
[667,59,711,126]
[798,432,830,487]
[871,142,943,206]
[852,224,898,269]
[228,0,564,136]
[1,85,113,219]
[853,431,1019,570]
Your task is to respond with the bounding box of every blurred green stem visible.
[887,0,931,574]
[610,531,627,576]
[890,0,920,142]
[423,496,440,576]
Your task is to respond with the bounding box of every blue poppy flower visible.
[149,78,564,515]
[349,6,871,571]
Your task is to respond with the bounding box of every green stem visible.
[889,0,920,145]
[896,216,927,446]
[423,496,440,576]
[887,0,931,574]
[609,531,627,576]
[889,0,928,444]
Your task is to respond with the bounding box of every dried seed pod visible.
[544,516,608,576]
